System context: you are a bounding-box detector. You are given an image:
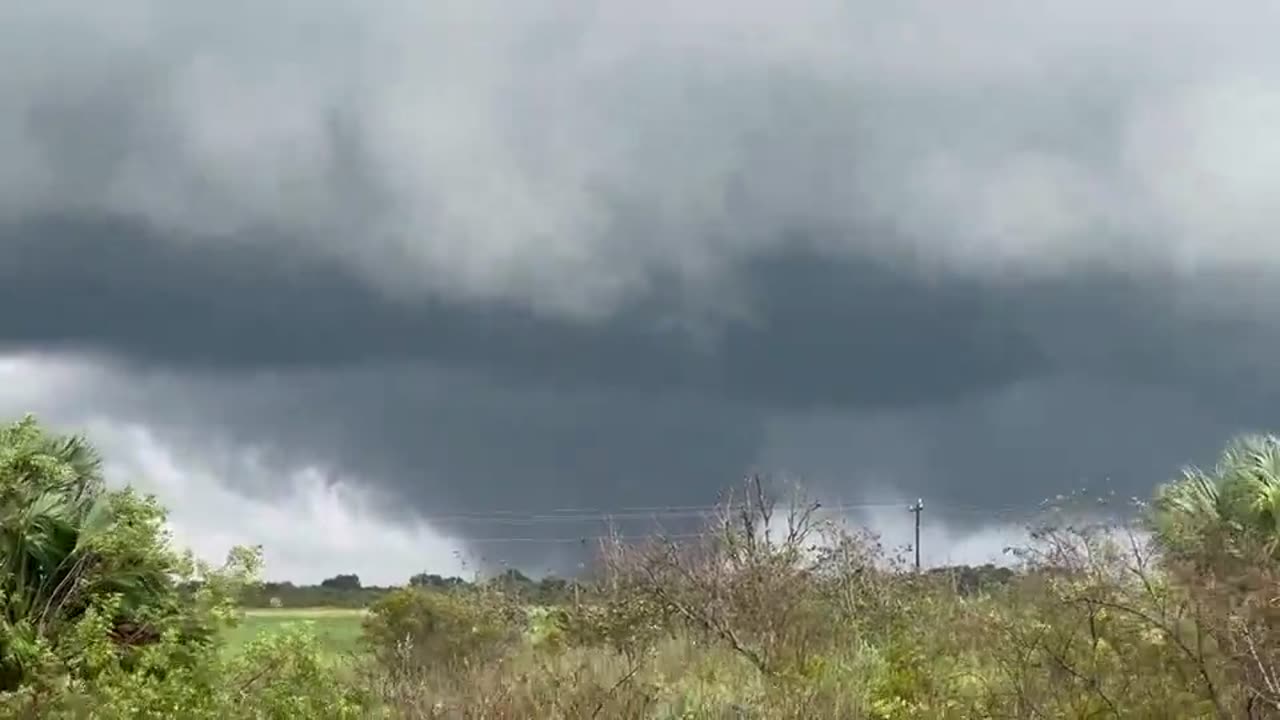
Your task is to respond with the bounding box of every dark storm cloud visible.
[0,213,1056,411]
[762,377,1269,514]
[6,212,1278,412]
[7,210,1280,541]
[10,208,1280,565]
[5,0,1280,574]
[62,360,768,565]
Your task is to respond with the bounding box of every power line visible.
[404,498,1105,551]
[461,532,708,544]
[407,501,973,524]
[422,503,722,518]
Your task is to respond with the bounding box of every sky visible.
[4,1,1280,584]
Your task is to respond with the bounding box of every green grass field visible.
[224,608,368,657]
[225,604,557,658]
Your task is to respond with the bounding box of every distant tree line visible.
[237,563,1015,609]
[238,568,582,608]
[926,563,1015,595]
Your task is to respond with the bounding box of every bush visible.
[363,587,519,674]
[0,417,256,693]
[1,621,366,719]
[599,477,852,677]
[0,416,372,718]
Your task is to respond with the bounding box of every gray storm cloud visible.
[4,1,1280,576]
[5,0,1280,318]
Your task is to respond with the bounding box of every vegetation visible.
[3,413,1280,717]
[237,570,578,610]
[222,608,366,658]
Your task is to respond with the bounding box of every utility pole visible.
[574,538,586,610]
[907,498,924,571]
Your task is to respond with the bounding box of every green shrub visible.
[1,620,367,719]
[554,594,672,661]
[0,416,372,718]
[362,587,518,674]
[0,417,257,693]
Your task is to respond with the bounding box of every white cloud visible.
[94,423,467,585]
[850,508,1028,568]
[0,353,466,585]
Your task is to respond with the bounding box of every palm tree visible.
[0,415,177,690]
[0,416,106,614]
[1151,434,1280,560]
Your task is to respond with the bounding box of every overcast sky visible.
[4,1,1280,583]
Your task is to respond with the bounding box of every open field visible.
[224,604,558,658]
[224,607,368,656]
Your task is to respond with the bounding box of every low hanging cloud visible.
[97,423,469,586]
[0,354,466,585]
[3,1,1280,578]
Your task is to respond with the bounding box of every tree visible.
[1152,433,1280,562]
[408,573,465,589]
[489,568,533,594]
[320,574,362,591]
[0,415,260,692]
[0,416,179,688]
